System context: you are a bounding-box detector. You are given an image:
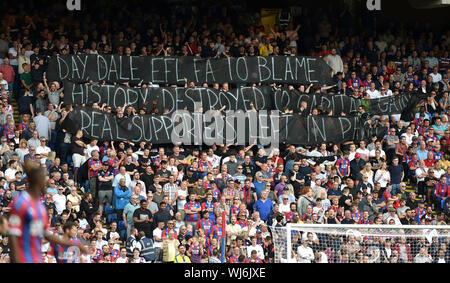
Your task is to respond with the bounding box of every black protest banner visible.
[278,115,367,145]
[63,81,274,113]
[62,108,383,146]
[61,108,280,146]
[298,154,338,165]
[365,92,428,118]
[273,90,359,114]
[273,90,428,117]
[47,55,334,85]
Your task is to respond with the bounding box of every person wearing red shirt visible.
[347,71,364,92]
[271,149,284,168]
[424,151,436,168]
[196,211,214,237]
[0,58,15,90]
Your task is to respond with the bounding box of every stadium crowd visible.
[0,1,449,263]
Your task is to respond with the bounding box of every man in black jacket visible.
[133,199,153,238]
[400,209,415,225]
[80,192,99,228]
[152,201,172,230]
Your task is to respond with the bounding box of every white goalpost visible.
[272,224,450,263]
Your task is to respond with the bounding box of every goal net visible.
[272,224,450,263]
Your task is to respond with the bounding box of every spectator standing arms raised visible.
[71,130,87,186]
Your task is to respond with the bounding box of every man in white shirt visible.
[369,140,386,158]
[366,82,380,99]
[297,239,315,263]
[326,48,343,76]
[53,186,67,215]
[86,139,100,158]
[278,196,291,213]
[385,207,402,225]
[207,148,221,169]
[36,137,51,164]
[4,160,19,183]
[432,162,445,179]
[115,248,129,263]
[246,236,264,260]
[415,161,428,190]
[0,73,8,90]
[152,221,164,262]
[356,140,370,162]
[8,41,19,66]
[430,66,442,83]
[27,131,41,150]
[95,230,109,250]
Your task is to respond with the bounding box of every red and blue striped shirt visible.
[351,211,362,222]
[212,225,223,239]
[230,205,239,215]
[88,159,102,177]
[244,257,263,263]
[201,202,216,223]
[435,183,449,198]
[415,208,427,219]
[184,201,201,222]
[336,158,350,176]
[108,158,120,176]
[8,191,50,263]
[54,238,82,263]
[196,219,214,236]
[18,122,29,131]
[161,228,178,239]
[190,244,202,263]
[3,127,15,142]
[211,188,221,202]
[229,255,240,263]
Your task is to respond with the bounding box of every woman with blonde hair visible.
[374,162,391,189]
[15,139,29,163]
[441,114,449,129]
[361,163,374,186]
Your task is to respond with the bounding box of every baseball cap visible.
[419,200,425,204]
[0,81,6,85]
[355,153,361,158]
[102,161,109,166]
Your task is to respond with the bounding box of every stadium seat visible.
[107,213,117,224]
[118,220,126,231]
[120,229,127,240]
[104,205,114,216]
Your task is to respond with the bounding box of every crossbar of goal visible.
[284,224,450,263]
